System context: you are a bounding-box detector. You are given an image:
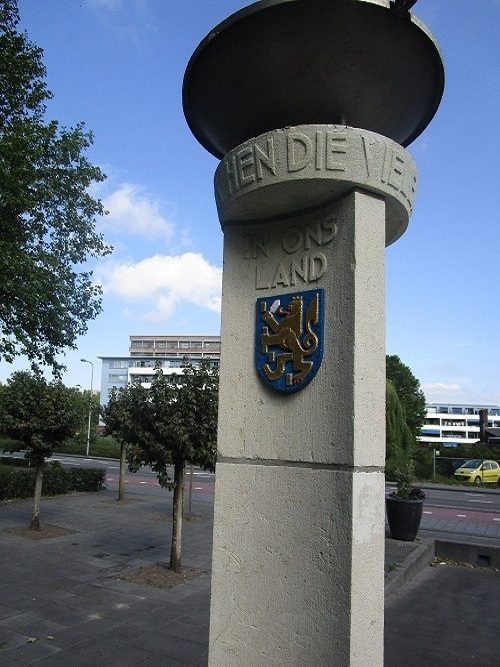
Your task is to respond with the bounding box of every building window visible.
[109,360,128,369]
[108,374,127,383]
[442,419,466,427]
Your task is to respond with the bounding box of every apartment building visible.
[99,335,220,406]
[419,403,500,448]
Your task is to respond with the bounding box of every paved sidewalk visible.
[0,488,499,666]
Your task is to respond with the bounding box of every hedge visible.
[0,456,30,467]
[0,462,106,501]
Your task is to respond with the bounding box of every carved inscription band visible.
[215,125,418,246]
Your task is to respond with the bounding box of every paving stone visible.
[0,486,499,667]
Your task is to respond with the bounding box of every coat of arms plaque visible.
[255,289,324,393]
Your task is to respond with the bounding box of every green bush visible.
[2,435,120,459]
[412,447,434,480]
[59,435,120,459]
[0,464,106,501]
[385,458,403,483]
[438,446,499,463]
[0,456,30,467]
[0,438,18,451]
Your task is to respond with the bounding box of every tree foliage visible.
[0,370,81,527]
[386,380,414,462]
[102,361,219,571]
[0,0,111,372]
[0,371,80,456]
[386,354,426,446]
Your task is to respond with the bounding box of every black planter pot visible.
[386,496,424,542]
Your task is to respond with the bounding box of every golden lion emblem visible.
[260,293,320,386]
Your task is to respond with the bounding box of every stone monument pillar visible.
[183,2,443,666]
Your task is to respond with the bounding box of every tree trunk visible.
[118,441,126,501]
[31,460,44,530]
[169,458,185,572]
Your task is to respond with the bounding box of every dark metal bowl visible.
[183,0,444,158]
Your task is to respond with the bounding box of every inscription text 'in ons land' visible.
[244,217,337,290]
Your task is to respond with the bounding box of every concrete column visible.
[208,125,417,667]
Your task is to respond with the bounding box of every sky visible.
[0,0,499,406]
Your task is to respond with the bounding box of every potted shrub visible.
[386,461,425,542]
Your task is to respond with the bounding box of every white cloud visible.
[96,253,222,322]
[86,0,123,11]
[422,382,464,403]
[423,382,500,407]
[86,0,155,42]
[102,183,175,242]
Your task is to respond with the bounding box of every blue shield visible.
[255,289,324,393]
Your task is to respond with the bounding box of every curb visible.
[386,481,500,496]
[385,539,435,597]
[435,540,500,569]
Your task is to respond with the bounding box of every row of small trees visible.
[0,356,421,570]
[0,362,219,573]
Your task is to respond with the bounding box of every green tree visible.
[386,354,426,446]
[386,380,413,462]
[0,0,110,373]
[102,361,219,571]
[101,380,149,502]
[0,371,80,528]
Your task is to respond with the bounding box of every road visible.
[420,484,500,531]
[4,452,500,536]
[51,453,216,499]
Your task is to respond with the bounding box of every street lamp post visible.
[80,358,94,457]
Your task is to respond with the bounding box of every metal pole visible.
[80,359,94,457]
